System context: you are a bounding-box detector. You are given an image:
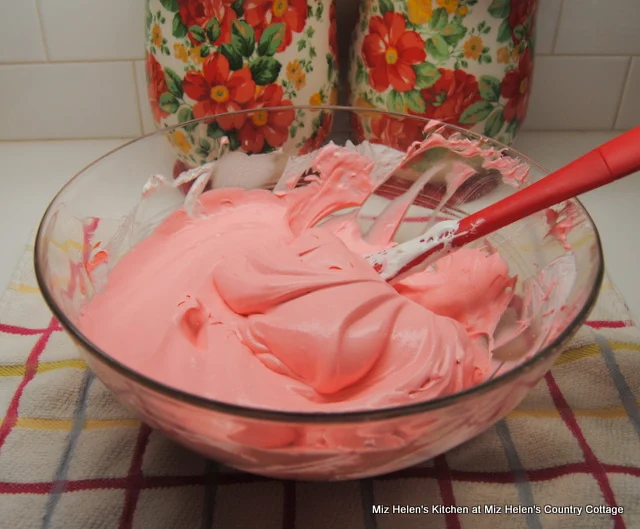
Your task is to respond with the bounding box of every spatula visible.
[365,126,640,282]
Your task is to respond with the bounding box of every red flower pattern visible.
[350,113,366,143]
[362,12,426,93]
[177,0,237,45]
[418,69,482,128]
[509,0,537,44]
[299,112,333,154]
[369,113,424,152]
[183,53,256,129]
[501,48,534,122]
[145,52,170,123]
[244,0,308,52]
[238,85,295,153]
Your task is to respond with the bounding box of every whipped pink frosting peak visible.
[282,143,376,234]
[78,143,516,412]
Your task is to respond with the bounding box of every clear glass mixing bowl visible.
[34,106,604,480]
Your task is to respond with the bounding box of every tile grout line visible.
[550,0,565,54]
[131,61,146,136]
[0,137,136,143]
[0,57,146,66]
[2,54,640,68]
[519,128,628,134]
[33,0,50,62]
[612,57,634,130]
[535,52,639,58]
[0,130,633,144]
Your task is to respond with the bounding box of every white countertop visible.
[1,132,639,321]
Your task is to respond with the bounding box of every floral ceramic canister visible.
[144,0,339,169]
[348,0,537,149]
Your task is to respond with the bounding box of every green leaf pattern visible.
[231,20,255,57]
[257,23,286,56]
[414,61,441,89]
[478,75,501,102]
[250,57,282,85]
[188,25,207,43]
[488,0,510,19]
[164,67,183,98]
[159,0,178,12]
[386,90,404,113]
[404,90,426,113]
[220,43,243,70]
[172,13,187,38]
[205,19,220,43]
[484,108,505,137]
[379,0,394,16]
[159,93,180,113]
[426,35,450,62]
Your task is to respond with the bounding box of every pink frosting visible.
[78,144,515,412]
[545,201,584,250]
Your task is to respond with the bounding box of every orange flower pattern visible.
[436,0,458,14]
[463,35,483,60]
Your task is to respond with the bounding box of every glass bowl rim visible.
[33,105,605,424]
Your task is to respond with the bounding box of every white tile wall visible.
[523,56,630,130]
[616,58,640,130]
[0,1,47,63]
[0,63,141,140]
[533,0,562,55]
[37,0,146,61]
[555,0,640,55]
[134,60,157,135]
[0,0,638,139]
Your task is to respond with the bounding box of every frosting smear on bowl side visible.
[78,143,518,412]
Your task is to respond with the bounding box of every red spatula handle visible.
[372,126,640,281]
[454,125,640,247]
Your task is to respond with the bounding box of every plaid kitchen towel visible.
[0,239,639,529]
